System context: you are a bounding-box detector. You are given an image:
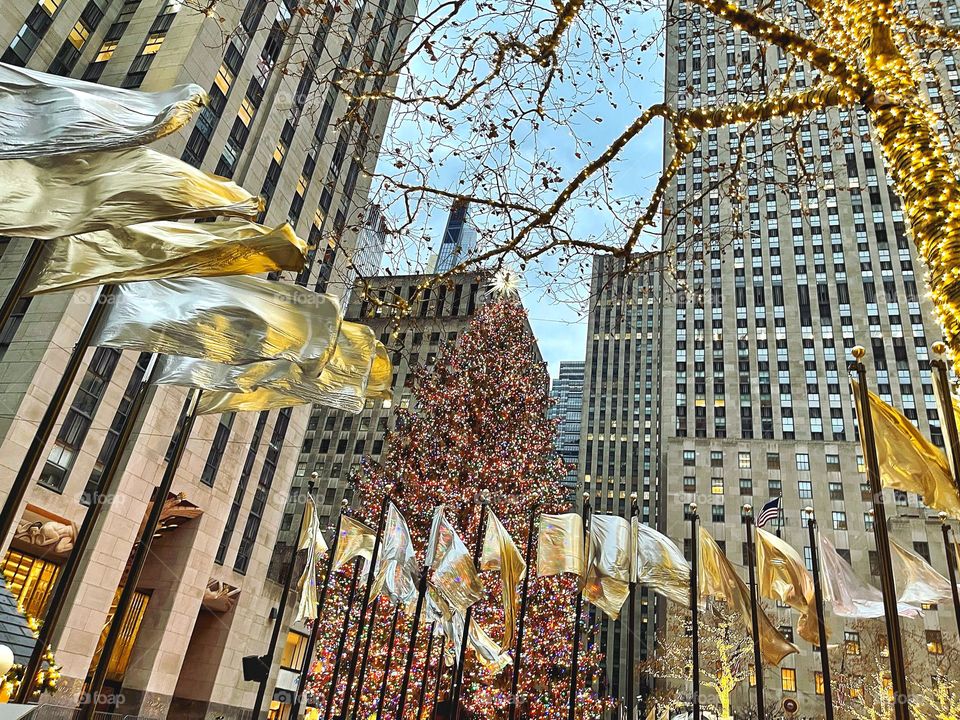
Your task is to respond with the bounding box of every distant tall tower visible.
[433,198,478,272]
[548,361,585,496]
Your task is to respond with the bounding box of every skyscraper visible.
[579,253,664,705]
[0,1,410,716]
[655,0,958,713]
[548,360,585,495]
[433,198,478,273]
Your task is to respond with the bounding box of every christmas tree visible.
[304,290,608,719]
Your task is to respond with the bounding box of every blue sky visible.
[372,5,668,378]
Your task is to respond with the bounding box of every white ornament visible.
[0,645,14,676]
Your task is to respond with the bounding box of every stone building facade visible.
[0,0,409,717]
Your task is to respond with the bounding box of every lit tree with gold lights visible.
[304,282,608,719]
[645,603,752,719]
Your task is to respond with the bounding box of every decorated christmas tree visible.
[304,287,607,719]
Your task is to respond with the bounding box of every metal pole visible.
[324,559,363,720]
[79,390,203,719]
[627,493,638,720]
[939,513,960,641]
[396,561,431,720]
[569,492,592,720]
[508,506,537,720]
[742,505,764,720]
[415,623,437,720]
[374,605,402,720]
[15,348,158,703]
[0,239,41,342]
[350,598,381,720]
[451,499,489,720]
[851,346,910,720]
[292,499,349,720]
[247,476,316,720]
[931,342,960,499]
[805,508,834,720]
[430,655,447,720]
[340,494,392,720]
[689,504,700,720]
[0,284,116,550]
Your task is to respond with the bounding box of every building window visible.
[121,3,178,88]
[739,478,752,495]
[83,352,152,503]
[926,630,944,655]
[235,408,291,574]
[710,451,723,467]
[798,480,813,499]
[216,411,269,565]
[828,481,844,500]
[683,450,696,465]
[815,671,824,695]
[712,504,725,522]
[0,297,31,363]
[711,477,724,495]
[832,511,847,530]
[845,631,861,655]
[738,452,751,468]
[3,0,65,66]
[766,452,780,469]
[1,550,60,618]
[280,631,308,671]
[795,453,810,470]
[683,476,696,492]
[201,413,236,486]
[48,0,106,75]
[781,668,797,692]
[40,348,121,492]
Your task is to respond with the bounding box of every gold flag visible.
[0,147,261,239]
[852,379,960,519]
[157,330,392,415]
[367,344,393,401]
[583,514,632,620]
[633,519,690,606]
[92,275,341,372]
[370,502,420,611]
[427,506,484,615]
[755,527,822,645]
[536,513,584,577]
[698,527,799,665]
[480,509,526,650]
[27,220,307,295]
[427,586,511,673]
[295,494,329,623]
[333,515,377,573]
[0,62,205,158]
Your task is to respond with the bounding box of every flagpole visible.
[689,503,700,720]
[349,597,381,720]
[396,558,431,720]
[509,505,537,720]
[15,350,160,703]
[627,492,639,720]
[741,504,765,720]
[938,513,960,640]
[776,493,784,539]
[415,622,437,720]
[569,491,593,720]
[931,342,960,499]
[804,508,834,720]
[851,346,910,720]
[0,284,117,550]
[324,559,363,720]
[292,499,349,720]
[430,655,447,720]
[452,497,489,720]
[79,389,203,720]
[339,492,393,720]
[0,239,40,341]
[374,605,402,720]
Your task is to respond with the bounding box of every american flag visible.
[756,496,782,528]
